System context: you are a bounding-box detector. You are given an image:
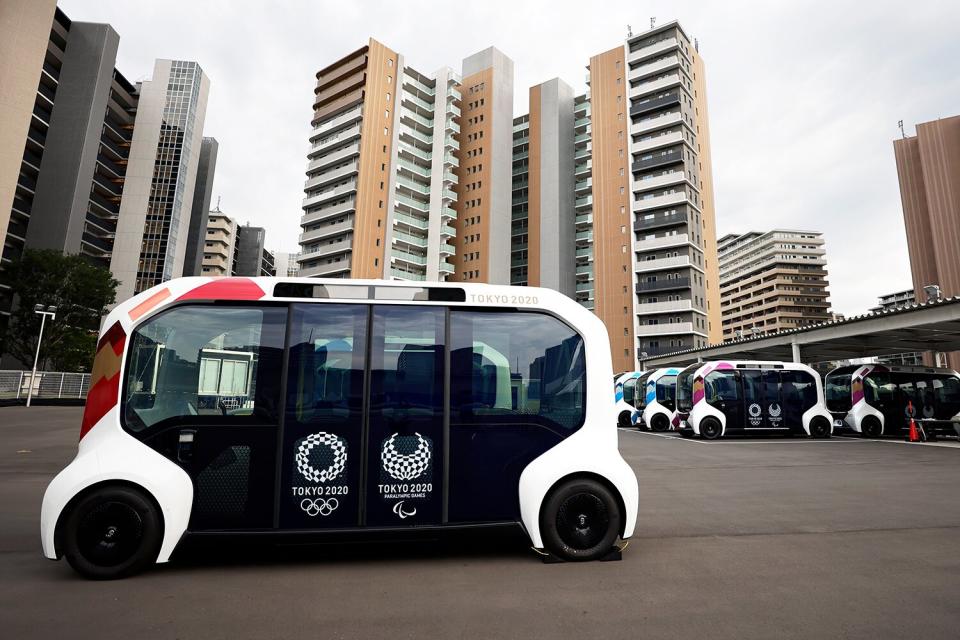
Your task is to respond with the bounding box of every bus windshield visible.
[675,365,699,412]
[824,369,854,412]
[634,373,653,409]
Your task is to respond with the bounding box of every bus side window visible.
[705,371,738,405]
[781,370,817,413]
[623,379,637,405]
[656,375,677,409]
[450,311,586,431]
[934,376,960,416]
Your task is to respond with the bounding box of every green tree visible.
[1,250,118,372]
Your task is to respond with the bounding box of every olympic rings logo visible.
[300,497,339,517]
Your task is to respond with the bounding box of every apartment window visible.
[386,92,391,101]
[384,127,388,135]
[387,59,393,67]
[387,75,392,83]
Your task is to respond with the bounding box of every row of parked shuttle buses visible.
[615,361,960,440]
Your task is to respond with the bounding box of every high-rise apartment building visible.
[0,2,138,328]
[272,251,300,277]
[298,39,462,281]
[235,224,274,276]
[717,230,831,340]
[893,115,960,368]
[588,22,721,372]
[110,59,210,301]
[305,21,718,372]
[200,207,237,276]
[452,48,514,285]
[182,137,218,276]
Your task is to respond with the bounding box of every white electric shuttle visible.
[825,364,960,438]
[637,367,682,432]
[674,360,833,439]
[41,277,639,579]
[613,370,645,428]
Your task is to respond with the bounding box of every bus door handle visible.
[177,429,197,463]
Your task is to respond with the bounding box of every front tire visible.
[61,485,162,580]
[650,413,670,432]
[810,417,831,439]
[861,416,883,439]
[617,410,632,429]
[540,479,621,562]
[700,417,722,440]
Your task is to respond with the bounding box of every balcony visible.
[302,181,357,209]
[301,197,356,224]
[631,148,683,173]
[304,162,359,191]
[637,321,695,336]
[630,54,680,81]
[575,195,593,209]
[634,299,693,315]
[391,248,427,266]
[299,218,354,244]
[630,110,683,136]
[629,93,681,118]
[392,229,429,249]
[308,123,362,156]
[307,142,360,174]
[394,192,430,213]
[634,210,687,231]
[633,190,687,212]
[629,74,683,100]
[298,256,352,278]
[312,105,362,139]
[632,130,684,154]
[636,276,691,293]
[634,233,690,251]
[393,211,429,230]
[635,255,693,272]
[634,170,687,192]
[627,37,679,65]
[300,237,352,260]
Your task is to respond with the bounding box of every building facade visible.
[110,59,210,301]
[298,39,462,281]
[181,137,218,276]
[200,207,237,276]
[718,230,831,340]
[234,224,274,276]
[304,22,719,372]
[893,115,960,369]
[1,3,139,329]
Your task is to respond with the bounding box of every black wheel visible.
[540,479,621,561]
[650,413,670,432]
[810,417,831,439]
[617,410,632,429]
[699,417,722,440]
[861,417,883,439]
[61,485,162,580]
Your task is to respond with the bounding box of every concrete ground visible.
[1,406,958,639]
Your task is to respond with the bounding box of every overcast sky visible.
[61,0,960,316]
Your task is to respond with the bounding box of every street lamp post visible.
[26,304,57,407]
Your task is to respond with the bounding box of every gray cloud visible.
[60,0,960,315]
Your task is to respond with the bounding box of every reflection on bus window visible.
[656,375,677,409]
[450,311,586,431]
[124,306,285,430]
[705,371,739,404]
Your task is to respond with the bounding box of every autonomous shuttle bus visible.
[614,371,645,428]
[825,364,960,438]
[41,278,638,579]
[639,368,682,431]
[676,361,833,439]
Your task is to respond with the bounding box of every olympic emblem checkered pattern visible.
[381,432,432,481]
[295,432,347,484]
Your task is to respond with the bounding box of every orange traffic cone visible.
[906,401,920,442]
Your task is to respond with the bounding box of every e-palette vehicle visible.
[41,277,639,579]
[824,364,960,438]
[638,367,682,432]
[676,361,833,439]
[614,370,645,428]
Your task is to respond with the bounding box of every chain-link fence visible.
[0,371,91,401]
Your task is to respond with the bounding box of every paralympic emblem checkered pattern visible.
[295,432,347,483]
[381,433,432,481]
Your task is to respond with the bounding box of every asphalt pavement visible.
[1,406,958,639]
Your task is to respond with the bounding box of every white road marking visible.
[619,428,863,444]
[836,435,960,449]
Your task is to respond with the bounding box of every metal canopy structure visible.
[643,297,960,367]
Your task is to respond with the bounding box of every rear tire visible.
[617,410,632,429]
[540,479,621,562]
[810,417,831,439]
[861,416,883,439]
[699,417,722,440]
[61,485,162,580]
[650,413,670,432]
